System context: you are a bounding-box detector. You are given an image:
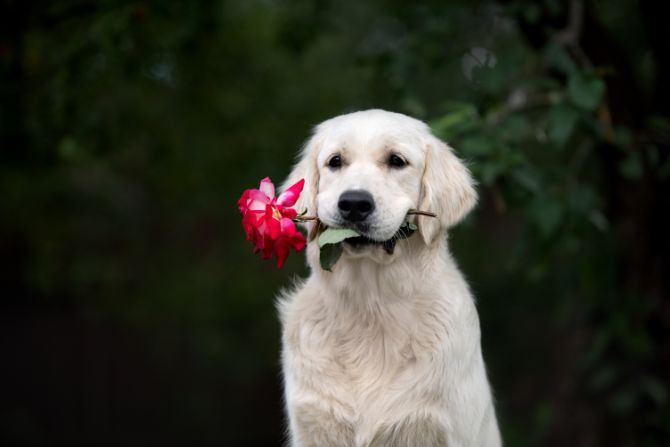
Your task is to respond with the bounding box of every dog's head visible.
[283,109,476,259]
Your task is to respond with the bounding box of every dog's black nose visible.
[338,190,375,222]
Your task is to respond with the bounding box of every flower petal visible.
[263,208,280,238]
[238,189,251,213]
[248,190,271,211]
[241,213,255,241]
[280,217,297,236]
[290,232,306,252]
[262,231,275,259]
[277,178,304,207]
[239,177,308,268]
[259,177,275,200]
[274,239,289,268]
[279,207,297,219]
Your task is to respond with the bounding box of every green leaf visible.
[317,228,360,248]
[588,364,619,392]
[619,152,644,180]
[612,126,634,151]
[529,197,564,237]
[523,3,541,23]
[319,242,343,272]
[460,135,495,158]
[512,169,541,194]
[548,103,580,147]
[544,42,577,75]
[609,388,638,414]
[640,376,668,406]
[392,221,418,242]
[568,73,605,111]
[317,228,360,271]
[478,162,504,186]
[430,103,480,141]
[497,114,532,143]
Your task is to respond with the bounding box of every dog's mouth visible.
[337,222,417,255]
[343,234,398,254]
[332,222,394,252]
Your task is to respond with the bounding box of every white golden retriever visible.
[277,109,501,447]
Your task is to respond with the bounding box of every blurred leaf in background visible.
[1,0,668,446]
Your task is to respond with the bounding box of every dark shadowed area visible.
[1,0,668,446]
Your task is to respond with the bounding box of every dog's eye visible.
[388,154,407,168]
[328,155,342,169]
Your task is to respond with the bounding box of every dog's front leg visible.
[289,398,356,447]
[368,412,448,447]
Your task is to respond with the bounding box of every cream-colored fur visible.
[277,110,501,447]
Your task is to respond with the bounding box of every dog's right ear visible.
[281,135,321,232]
[417,136,477,245]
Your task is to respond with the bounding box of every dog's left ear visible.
[417,135,477,245]
[280,134,321,234]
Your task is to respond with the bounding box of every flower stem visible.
[294,210,435,223]
[407,209,437,217]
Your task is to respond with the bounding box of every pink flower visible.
[238,177,306,268]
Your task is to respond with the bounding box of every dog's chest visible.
[330,316,417,383]
[310,298,445,397]
[283,277,455,410]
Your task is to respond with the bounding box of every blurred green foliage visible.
[1,0,668,446]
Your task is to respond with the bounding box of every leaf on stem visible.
[317,228,360,271]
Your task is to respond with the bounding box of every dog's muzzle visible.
[338,190,375,222]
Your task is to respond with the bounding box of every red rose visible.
[238,177,306,268]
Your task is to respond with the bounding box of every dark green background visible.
[1,0,668,445]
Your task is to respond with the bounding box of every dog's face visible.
[283,110,477,259]
[315,131,423,242]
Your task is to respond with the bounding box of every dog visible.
[277,109,501,447]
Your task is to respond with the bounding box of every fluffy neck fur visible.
[305,232,460,314]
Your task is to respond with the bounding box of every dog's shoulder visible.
[276,275,328,347]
